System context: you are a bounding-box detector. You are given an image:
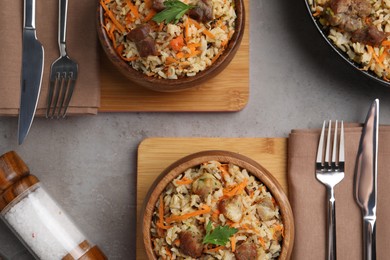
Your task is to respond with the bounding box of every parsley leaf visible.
[152,0,194,24]
[202,222,238,246]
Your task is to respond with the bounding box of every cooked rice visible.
[151,161,284,259]
[101,0,237,79]
[308,0,390,80]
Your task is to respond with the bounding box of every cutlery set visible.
[316,99,379,260]
[18,0,77,145]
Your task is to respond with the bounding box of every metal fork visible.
[316,120,345,260]
[46,0,78,118]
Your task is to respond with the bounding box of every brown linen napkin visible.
[288,124,390,259]
[0,1,99,116]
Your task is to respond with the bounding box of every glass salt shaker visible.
[0,151,107,260]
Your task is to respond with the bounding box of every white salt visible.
[2,184,86,260]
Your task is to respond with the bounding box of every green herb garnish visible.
[202,221,238,246]
[152,0,194,24]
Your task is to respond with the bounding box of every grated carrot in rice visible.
[223,178,248,197]
[100,1,126,33]
[175,177,193,185]
[166,205,211,223]
[230,235,236,252]
[126,0,140,19]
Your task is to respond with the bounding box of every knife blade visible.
[354,99,379,260]
[18,0,44,145]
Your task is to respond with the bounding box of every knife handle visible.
[327,187,337,260]
[363,218,376,260]
[24,0,36,29]
[58,0,68,56]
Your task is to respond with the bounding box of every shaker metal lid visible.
[0,151,30,192]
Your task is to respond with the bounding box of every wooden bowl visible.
[96,1,245,92]
[141,150,294,259]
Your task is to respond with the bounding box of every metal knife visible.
[18,0,44,145]
[354,99,379,260]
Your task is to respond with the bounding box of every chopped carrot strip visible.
[170,35,185,52]
[273,224,285,239]
[258,237,266,248]
[166,56,179,64]
[157,195,172,230]
[367,46,384,68]
[116,44,124,55]
[188,18,215,39]
[100,1,126,33]
[175,177,193,185]
[223,178,248,197]
[166,205,211,223]
[211,48,224,64]
[144,10,157,22]
[219,164,229,176]
[176,52,185,59]
[211,209,220,222]
[126,0,139,18]
[165,246,172,258]
[121,56,138,62]
[202,29,215,39]
[230,235,236,252]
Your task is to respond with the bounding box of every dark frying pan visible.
[303,0,390,87]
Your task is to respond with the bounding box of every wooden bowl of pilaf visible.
[141,150,294,259]
[97,0,245,92]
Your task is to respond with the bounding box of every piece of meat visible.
[127,24,151,42]
[330,0,352,13]
[152,0,165,11]
[192,173,221,200]
[257,205,275,221]
[234,242,258,260]
[342,16,364,32]
[326,0,372,33]
[351,25,387,46]
[198,0,213,22]
[135,37,158,57]
[353,0,372,17]
[126,24,157,57]
[178,231,204,258]
[218,195,243,222]
[188,0,213,22]
[188,7,204,22]
[330,0,371,17]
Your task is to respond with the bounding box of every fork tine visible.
[56,73,69,118]
[339,121,345,164]
[316,120,326,164]
[48,72,62,118]
[60,73,76,118]
[46,79,56,118]
[325,120,332,166]
[332,120,338,164]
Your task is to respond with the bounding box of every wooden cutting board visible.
[136,137,288,259]
[98,0,249,113]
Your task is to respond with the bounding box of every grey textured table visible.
[1,0,390,259]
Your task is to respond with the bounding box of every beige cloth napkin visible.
[288,125,390,259]
[0,1,100,116]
